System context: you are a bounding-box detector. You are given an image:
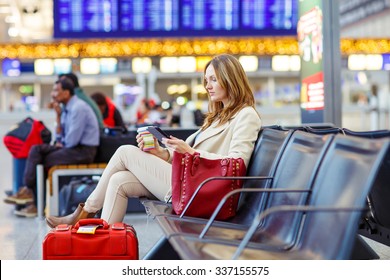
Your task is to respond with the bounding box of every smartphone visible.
[146,126,170,142]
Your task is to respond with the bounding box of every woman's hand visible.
[136,133,168,160]
[136,133,160,154]
[162,136,196,155]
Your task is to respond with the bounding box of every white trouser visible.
[85,145,171,224]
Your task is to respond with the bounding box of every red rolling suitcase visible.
[42,218,138,260]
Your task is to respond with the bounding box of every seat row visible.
[298,126,390,248]
[141,126,390,260]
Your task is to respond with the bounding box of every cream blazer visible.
[165,107,261,202]
[165,106,261,201]
[168,106,261,168]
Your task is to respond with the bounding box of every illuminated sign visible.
[298,0,324,112]
[2,58,21,77]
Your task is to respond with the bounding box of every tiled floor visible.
[0,204,163,260]
[1,112,390,260]
[1,197,390,260]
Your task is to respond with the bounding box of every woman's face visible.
[204,64,228,105]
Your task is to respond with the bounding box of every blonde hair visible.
[201,54,257,130]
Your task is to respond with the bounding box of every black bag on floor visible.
[59,176,98,216]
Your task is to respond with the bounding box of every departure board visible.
[181,0,239,31]
[119,0,179,31]
[242,0,297,31]
[56,0,119,33]
[53,0,298,38]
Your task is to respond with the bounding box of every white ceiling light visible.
[132,57,152,73]
[8,27,19,37]
[178,56,196,73]
[272,55,290,71]
[160,57,179,73]
[348,54,366,71]
[34,59,54,75]
[365,55,383,71]
[239,56,258,72]
[289,55,301,71]
[80,58,100,74]
[54,58,72,74]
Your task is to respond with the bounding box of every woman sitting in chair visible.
[46,54,262,227]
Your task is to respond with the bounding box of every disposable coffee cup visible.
[137,127,155,150]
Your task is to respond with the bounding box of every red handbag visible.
[171,151,246,220]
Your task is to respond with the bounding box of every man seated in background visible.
[91,91,126,129]
[4,78,100,217]
[59,73,105,130]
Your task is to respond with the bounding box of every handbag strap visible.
[191,153,201,176]
[221,158,230,176]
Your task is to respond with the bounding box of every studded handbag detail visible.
[171,151,246,220]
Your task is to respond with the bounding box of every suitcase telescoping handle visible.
[74,218,109,230]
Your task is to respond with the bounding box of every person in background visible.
[194,108,206,126]
[4,78,100,217]
[368,84,379,130]
[59,73,104,130]
[136,99,154,125]
[169,101,181,127]
[46,54,261,227]
[91,92,126,129]
[148,103,164,125]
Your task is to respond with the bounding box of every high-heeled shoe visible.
[45,203,96,228]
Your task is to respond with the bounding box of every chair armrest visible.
[232,205,368,260]
[199,188,311,238]
[180,175,274,218]
[47,163,107,195]
[36,164,45,220]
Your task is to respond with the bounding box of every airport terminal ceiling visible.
[0,0,390,44]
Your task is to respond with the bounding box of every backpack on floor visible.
[3,117,52,159]
[59,176,98,216]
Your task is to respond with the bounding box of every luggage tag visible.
[76,224,101,234]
